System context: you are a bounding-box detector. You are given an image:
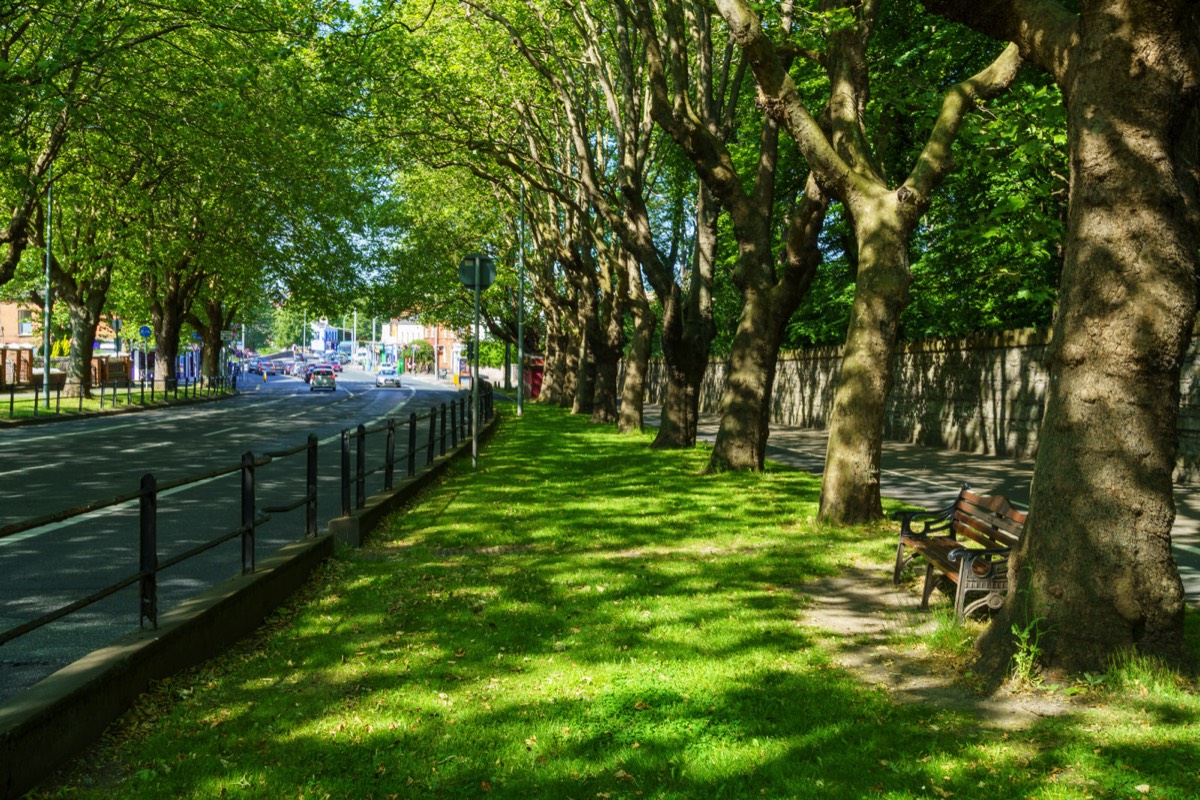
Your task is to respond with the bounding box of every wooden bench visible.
[891,484,1027,619]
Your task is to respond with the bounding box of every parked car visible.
[261,359,277,376]
[331,360,344,373]
[375,367,401,388]
[246,360,262,375]
[309,367,336,392]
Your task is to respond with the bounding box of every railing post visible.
[460,396,468,440]
[241,452,256,575]
[8,385,13,418]
[426,408,436,466]
[55,385,60,413]
[340,428,351,516]
[100,380,106,409]
[385,418,396,491]
[408,412,417,476]
[450,401,458,447]
[467,391,474,438]
[139,473,158,629]
[140,378,145,405]
[306,434,318,537]
[355,424,366,510]
[439,402,447,456]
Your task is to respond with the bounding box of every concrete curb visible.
[0,412,498,799]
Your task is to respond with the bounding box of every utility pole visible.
[518,182,525,417]
[42,163,52,410]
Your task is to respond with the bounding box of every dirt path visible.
[800,567,1074,730]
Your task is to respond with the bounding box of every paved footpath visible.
[642,406,1200,607]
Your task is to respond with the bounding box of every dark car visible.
[309,367,336,392]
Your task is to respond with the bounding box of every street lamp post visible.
[517,182,525,417]
[42,163,52,409]
[458,253,496,468]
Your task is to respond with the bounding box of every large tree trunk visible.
[654,184,719,449]
[708,280,782,470]
[536,302,566,405]
[818,195,911,523]
[707,178,829,472]
[918,0,1199,676]
[152,297,186,391]
[653,287,697,447]
[46,250,112,399]
[979,6,1197,674]
[590,255,625,425]
[188,298,237,383]
[572,331,594,415]
[620,249,656,433]
[64,302,102,398]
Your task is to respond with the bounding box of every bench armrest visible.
[948,546,1011,578]
[891,504,955,537]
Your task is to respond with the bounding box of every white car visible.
[375,367,401,388]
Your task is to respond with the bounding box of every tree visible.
[920,0,1199,675]
[0,0,194,287]
[629,0,831,473]
[715,0,1021,520]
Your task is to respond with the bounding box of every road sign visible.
[458,253,496,290]
[139,325,151,338]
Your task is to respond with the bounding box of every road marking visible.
[0,470,233,547]
[203,427,238,437]
[0,397,290,447]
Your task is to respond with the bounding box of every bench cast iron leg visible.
[920,563,939,610]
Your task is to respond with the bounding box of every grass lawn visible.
[35,405,1200,799]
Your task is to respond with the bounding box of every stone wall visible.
[650,327,1200,483]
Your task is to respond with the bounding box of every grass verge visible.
[2,385,234,421]
[33,405,1200,799]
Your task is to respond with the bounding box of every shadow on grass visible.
[50,405,1200,800]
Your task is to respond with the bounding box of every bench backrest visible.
[951,489,1026,549]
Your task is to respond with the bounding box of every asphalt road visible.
[0,367,463,701]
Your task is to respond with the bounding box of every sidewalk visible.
[642,406,1200,606]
